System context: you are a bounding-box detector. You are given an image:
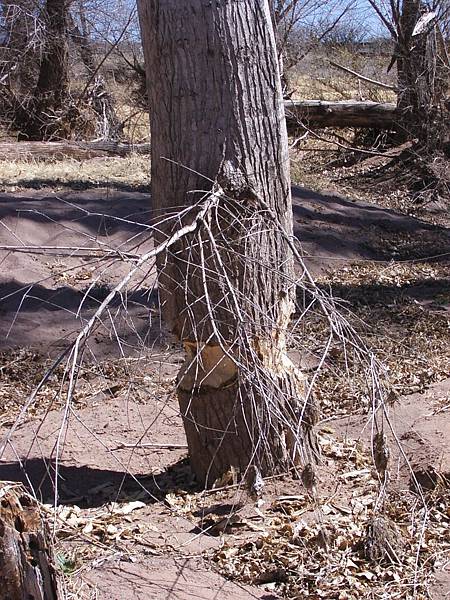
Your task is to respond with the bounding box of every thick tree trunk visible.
[138,0,312,486]
[35,0,69,108]
[0,483,60,600]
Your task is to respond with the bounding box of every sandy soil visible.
[0,183,449,599]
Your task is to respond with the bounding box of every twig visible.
[329,60,398,92]
[0,245,140,258]
[111,442,188,450]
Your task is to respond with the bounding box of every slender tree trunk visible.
[20,0,70,139]
[138,0,312,486]
[396,0,447,144]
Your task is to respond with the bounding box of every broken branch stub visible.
[0,483,61,600]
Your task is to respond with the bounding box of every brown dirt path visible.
[0,184,449,599]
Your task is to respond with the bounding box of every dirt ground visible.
[0,173,449,599]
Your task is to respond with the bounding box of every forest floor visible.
[0,152,449,599]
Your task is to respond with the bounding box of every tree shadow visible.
[1,179,150,194]
[0,188,153,235]
[291,185,450,267]
[0,456,199,508]
[0,280,158,314]
[322,278,450,308]
[0,280,164,355]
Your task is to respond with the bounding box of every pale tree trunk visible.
[138,0,313,486]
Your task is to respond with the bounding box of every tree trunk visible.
[396,0,447,144]
[19,0,70,140]
[1,0,40,92]
[138,0,312,486]
[0,483,60,600]
[35,0,69,108]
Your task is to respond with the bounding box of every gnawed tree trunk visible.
[138,0,313,486]
[0,483,60,600]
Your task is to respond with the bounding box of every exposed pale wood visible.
[0,482,61,600]
[285,100,398,129]
[0,140,151,160]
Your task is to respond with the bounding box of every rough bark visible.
[138,0,312,485]
[396,0,448,143]
[19,0,70,140]
[35,0,70,108]
[0,483,60,600]
[0,140,151,160]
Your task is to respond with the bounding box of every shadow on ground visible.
[0,184,448,351]
[316,278,450,309]
[291,185,450,267]
[0,456,198,508]
[1,179,150,194]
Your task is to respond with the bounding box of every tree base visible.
[178,347,315,487]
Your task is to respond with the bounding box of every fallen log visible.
[0,140,151,161]
[0,101,399,162]
[0,482,61,600]
[285,100,398,130]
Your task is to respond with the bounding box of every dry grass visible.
[0,154,150,190]
[290,73,396,103]
[289,48,396,103]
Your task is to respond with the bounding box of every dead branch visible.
[0,140,151,160]
[285,100,398,129]
[328,60,398,92]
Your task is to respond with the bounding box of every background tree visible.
[367,0,449,145]
[269,0,357,94]
[68,1,122,140]
[0,0,41,92]
[22,0,70,139]
[137,0,314,486]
